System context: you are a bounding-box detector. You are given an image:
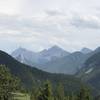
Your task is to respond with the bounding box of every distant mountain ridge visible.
[38,45,70,63]
[12,47,38,66]
[11,46,93,75]
[80,48,92,54]
[76,50,100,94]
[77,47,100,77]
[11,45,70,66]
[40,51,87,74]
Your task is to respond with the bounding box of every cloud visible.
[0,0,100,53]
[0,14,34,31]
[70,15,100,29]
[0,11,100,53]
[45,10,65,16]
[0,13,68,36]
[0,0,21,15]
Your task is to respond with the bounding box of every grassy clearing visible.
[11,92,30,100]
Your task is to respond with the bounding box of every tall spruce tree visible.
[56,83,65,100]
[77,86,92,100]
[69,92,76,100]
[37,80,53,100]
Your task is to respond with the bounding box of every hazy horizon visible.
[0,0,100,53]
[1,45,98,55]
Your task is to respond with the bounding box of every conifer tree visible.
[56,83,65,100]
[69,92,76,100]
[37,80,53,100]
[77,86,92,100]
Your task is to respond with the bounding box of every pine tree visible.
[56,83,65,100]
[30,85,40,100]
[37,80,53,100]
[69,92,76,100]
[77,86,92,100]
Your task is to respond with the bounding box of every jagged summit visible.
[81,47,92,54]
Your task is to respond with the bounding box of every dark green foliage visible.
[77,86,92,100]
[30,85,39,100]
[56,83,65,100]
[37,80,53,100]
[31,81,93,100]
[68,92,77,100]
[0,65,20,100]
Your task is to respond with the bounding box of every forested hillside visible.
[0,50,84,94]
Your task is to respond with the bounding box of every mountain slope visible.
[11,47,38,66]
[81,48,92,54]
[38,45,70,63]
[40,52,87,75]
[0,50,83,93]
[77,51,100,93]
[11,46,70,66]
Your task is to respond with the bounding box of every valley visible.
[0,46,100,99]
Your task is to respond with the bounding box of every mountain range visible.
[76,48,100,92]
[12,46,69,64]
[41,52,87,74]
[11,45,92,74]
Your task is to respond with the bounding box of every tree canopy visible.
[0,65,20,100]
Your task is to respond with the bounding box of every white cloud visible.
[70,15,100,29]
[0,0,100,53]
[0,0,21,15]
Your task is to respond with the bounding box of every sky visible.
[0,0,100,53]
